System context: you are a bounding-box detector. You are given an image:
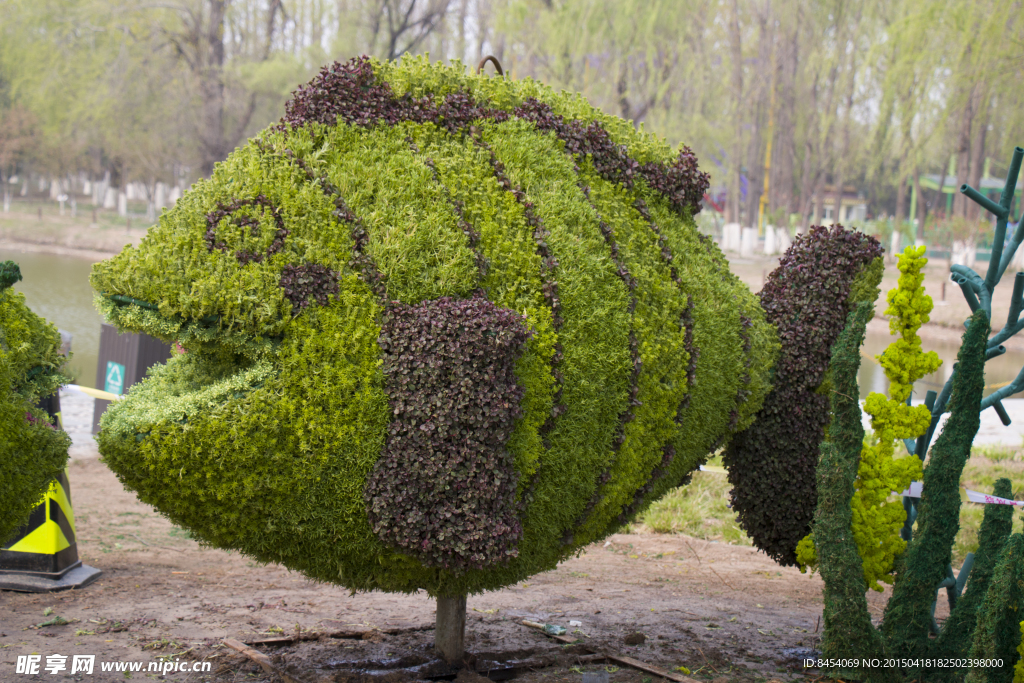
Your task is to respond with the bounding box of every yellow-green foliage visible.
[798,245,939,591]
[0,278,71,543]
[92,57,776,595]
[1015,621,1024,683]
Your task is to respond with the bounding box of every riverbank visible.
[0,205,144,257]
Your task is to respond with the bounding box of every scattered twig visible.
[222,638,309,683]
[707,565,735,590]
[815,615,820,633]
[128,533,183,553]
[606,654,703,683]
[694,645,718,674]
[683,540,702,565]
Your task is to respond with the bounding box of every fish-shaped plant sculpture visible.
[0,261,71,545]
[91,56,881,595]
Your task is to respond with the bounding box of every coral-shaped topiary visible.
[797,245,938,590]
[881,308,988,670]
[811,302,890,681]
[0,261,71,544]
[91,56,780,596]
[938,478,1015,661]
[725,225,884,566]
[966,533,1024,683]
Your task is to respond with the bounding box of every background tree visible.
[1,0,1023,240]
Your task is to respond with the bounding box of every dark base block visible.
[0,562,102,592]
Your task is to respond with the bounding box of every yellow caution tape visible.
[64,384,122,401]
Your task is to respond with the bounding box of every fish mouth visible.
[97,294,277,443]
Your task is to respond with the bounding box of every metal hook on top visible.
[477,55,504,76]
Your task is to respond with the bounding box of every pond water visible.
[858,323,1024,402]
[3,247,1024,399]
[2,248,104,387]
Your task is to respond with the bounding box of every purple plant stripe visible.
[364,293,532,571]
[407,137,490,281]
[281,56,709,218]
[470,133,566,449]
[728,315,754,431]
[512,99,709,217]
[205,194,289,266]
[678,295,698,416]
[560,177,641,546]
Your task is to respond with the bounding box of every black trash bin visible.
[91,323,171,434]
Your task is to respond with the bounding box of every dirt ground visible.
[0,389,899,683]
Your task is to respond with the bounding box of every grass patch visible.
[638,446,1024,565]
[951,445,1024,565]
[637,455,751,546]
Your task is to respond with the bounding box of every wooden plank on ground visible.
[243,622,434,646]
[520,620,702,683]
[605,654,702,683]
[223,637,308,683]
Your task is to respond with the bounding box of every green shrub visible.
[966,533,1024,683]
[92,56,777,596]
[0,261,71,544]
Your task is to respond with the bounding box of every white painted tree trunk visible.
[890,231,901,260]
[763,224,776,255]
[777,226,792,254]
[740,227,757,257]
[155,182,167,211]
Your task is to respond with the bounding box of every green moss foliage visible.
[814,302,895,683]
[724,226,884,566]
[937,478,1015,661]
[966,533,1024,683]
[0,261,71,544]
[881,309,988,671]
[93,57,776,595]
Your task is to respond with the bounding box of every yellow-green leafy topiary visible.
[798,245,939,591]
[92,56,780,596]
[0,261,71,544]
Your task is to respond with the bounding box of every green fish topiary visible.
[0,261,71,545]
[90,55,877,597]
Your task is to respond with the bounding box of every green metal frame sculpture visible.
[898,146,1024,633]
[812,147,1024,681]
